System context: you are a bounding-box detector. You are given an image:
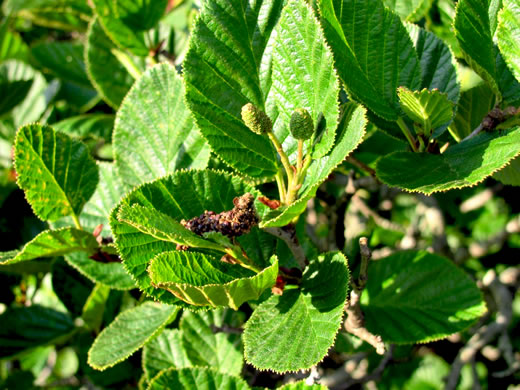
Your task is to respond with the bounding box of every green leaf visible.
[117,204,224,252]
[142,329,191,381]
[3,0,91,31]
[0,228,98,266]
[0,79,32,116]
[31,41,91,87]
[14,124,99,221]
[52,258,93,317]
[397,87,455,136]
[0,60,52,128]
[149,252,278,310]
[52,162,127,237]
[111,169,275,304]
[454,0,520,104]
[183,0,283,179]
[0,18,30,62]
[361,251,487,343]
[53,114,114,142]
[319,0,422,121]
[267,0,340,161]
[114,63,210,187]
[85,18,136,108]
[82,284,111,333]
[448,83,495,142]
[0,305,74,359]
[376,127,520,193]
[92,0,167,56]
[148,367,250,390]
[406,23,460,104]
[65,251,135,290]
[497,0,520,83]
[243,251,349,373]
[88,302,179,370]
[384,0,432,21]
[494,155,520,185]
[260,103,366,227]
[180,309,243,375]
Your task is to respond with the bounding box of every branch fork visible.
[344,237,386,355]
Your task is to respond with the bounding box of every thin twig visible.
[445,270,513,389]
[264,226,308,268]
[346,156,377,177]
[461,123,484,142]
[352,194,406,233]
[344,238,386,355]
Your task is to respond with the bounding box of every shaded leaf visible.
[377,127,520,193]
[82,284,111,333]
[32,41,90,86]
[493,155,520,186]
[53,114,114,142]
[14,124,99,221]
[454,0,520,104]
[148,367,249,390]
[183,0,282,179]
[52,258,93,317]
[85,18,136,108]
[0,60,53,128]
[3,0,91,31]
[65,251,135,290]
[361,251,487,343]
[243,252,349,373]
[406,23,460,105]
[149,252,278,310]
[0,305,74,359]
[114,63,210,187]
[384,0,432,21]
[319,0,421,121]
[448,83,495,142]
[88,302,179,370]
[92,0,167,56]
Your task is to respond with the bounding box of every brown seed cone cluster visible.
[181,193,258,238]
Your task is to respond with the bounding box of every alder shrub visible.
[1,0,519,388]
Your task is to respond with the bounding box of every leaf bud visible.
[241,103,272,135]
[290,108,314,140]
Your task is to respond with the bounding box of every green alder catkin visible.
[290,108,314,140]
[241,103,273,134]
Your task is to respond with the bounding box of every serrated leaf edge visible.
[242,251,349,374]
[148,252,279,310]
[87,302,179,371]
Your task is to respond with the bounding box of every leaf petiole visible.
[397,117,419,152]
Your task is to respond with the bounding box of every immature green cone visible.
[290,108,314,140]
[241,103,272,135]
